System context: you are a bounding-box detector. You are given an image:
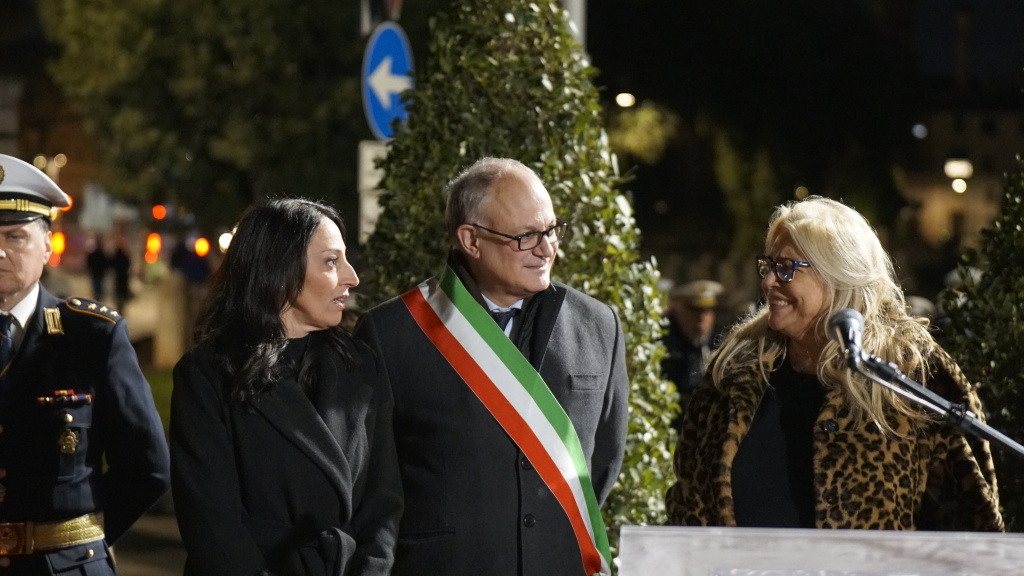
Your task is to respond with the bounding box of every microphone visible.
[828,308,865,370]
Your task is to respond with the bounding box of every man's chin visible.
[527,276,551,293]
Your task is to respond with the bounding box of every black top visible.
[731,358,827,527]
[282,335,313,401]
[282,335,310,378]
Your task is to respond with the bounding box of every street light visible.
[218,231,233,253]
[615,93,636,108]
[32,153,67,182]
[944,158,973,179]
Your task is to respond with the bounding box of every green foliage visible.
[38,0,369,229]
[361,0,676,556]
[143,367,174,436]
[941,159,1024,531]
[607,102,680,165]
[711,131,784,260]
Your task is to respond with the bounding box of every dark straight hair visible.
[194,197,354,405]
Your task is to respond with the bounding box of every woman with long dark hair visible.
[170,198,401,575]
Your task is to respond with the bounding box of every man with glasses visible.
[356,157,628,576]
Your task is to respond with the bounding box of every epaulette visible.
[61,297,122,325]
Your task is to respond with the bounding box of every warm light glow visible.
[152,204,168,220]
[615,93,636,108]
[146,232,162,254]
[62,195,74,212]
[952,178,968,193]
[944,159,973,179]
[194,237,211,257]
[52,232,66,255]
[48,254,61,267]
[794,185,810,199]
[32,155,47,169]
[53,154,68,168]
[144,251,159,264]
[218,231,234,253]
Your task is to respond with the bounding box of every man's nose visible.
[533,234,555,257]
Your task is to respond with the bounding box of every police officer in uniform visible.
[0,154,171,574]
[662,280,724,432]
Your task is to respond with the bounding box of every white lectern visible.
[619,525,1024,576]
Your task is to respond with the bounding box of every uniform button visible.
[64,414,74,423]
[0,557,10,567]
[520,457,533,470]
[523,514,536,528]
[85,549,94,559]
[820,419,839,434]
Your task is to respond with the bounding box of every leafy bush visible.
[360,0,677,555]
[941,158,1024,531]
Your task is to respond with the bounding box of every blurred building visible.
[0,0,111,275]
[894,3,1024,298]
[591,1,1024,305]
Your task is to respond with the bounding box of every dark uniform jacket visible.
[355,273,629,576]
[0,286,171,575]
[660,321,706,394]
[170,330,403,576]
[666,347,1003,531]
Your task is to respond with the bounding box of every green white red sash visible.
[401,266,612,576]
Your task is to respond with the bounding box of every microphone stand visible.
[845,346,1024,461]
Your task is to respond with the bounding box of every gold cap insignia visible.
[0,164,5,184]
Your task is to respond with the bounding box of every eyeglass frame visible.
[756,254,812,282]
[470,221,568,251]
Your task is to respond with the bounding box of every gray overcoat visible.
[355,275,628,576]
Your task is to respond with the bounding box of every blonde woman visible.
[666,196,1002,531]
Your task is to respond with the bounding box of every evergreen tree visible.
[38,0,448,229]
[941,158,1024,531]
[361,0,676,554]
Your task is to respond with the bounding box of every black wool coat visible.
[170,331,402,576]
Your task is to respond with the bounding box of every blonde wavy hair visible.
[707,196,938,435]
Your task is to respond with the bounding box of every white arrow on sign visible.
[368,56,412,110]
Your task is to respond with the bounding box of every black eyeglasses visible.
[471,222,568,251]
[757,254,812,282]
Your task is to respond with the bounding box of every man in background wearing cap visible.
[0,154,170,574]
[662,280,723,433]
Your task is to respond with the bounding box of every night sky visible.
[914,0,1024,79]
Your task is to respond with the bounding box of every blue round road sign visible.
[362,22,414,141]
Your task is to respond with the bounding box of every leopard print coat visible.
[665,347,1003,531]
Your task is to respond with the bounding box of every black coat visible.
[355,279,629,576]
[0,286,171,575]
[170,331,402,576]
